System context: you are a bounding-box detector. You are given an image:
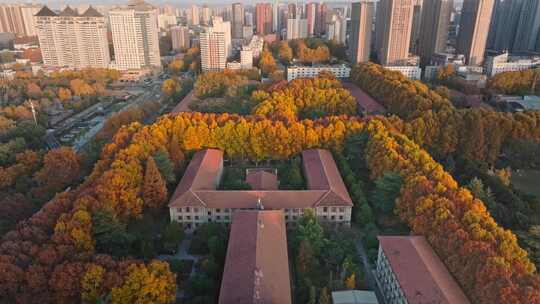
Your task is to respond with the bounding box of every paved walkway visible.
[352,229,386,304]
[171,89,195,113]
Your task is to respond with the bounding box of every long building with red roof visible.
[218,210,292,304]
[375,236,470,304]
[168,148,353,231]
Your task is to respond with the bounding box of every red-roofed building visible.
[375,236,470,304]
[168,148,352,231]
[245,169,278,190]
[219,210,292,304]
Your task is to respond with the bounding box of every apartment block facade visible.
[0,4,41,37]
[200,31,226,71]
[35,6,110,69]
[349,1,375,64]
[109,0,161,70]
[375,0,415,66]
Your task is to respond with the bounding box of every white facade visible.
[384,65,422,80]
[0,4,41,37]
[35,6,110,69]
[157,14,176,29]
[240,49,253,69]
[211,16,232,57]
[243,35,264,58]
[326,13,346,44]
[200,31,226,72]
[190,5,199,26]
[287,64,351,81]
[287,18,308,40]
[171,25,190,51]
[376,246,408,303]
[109,1,161,70]
[243,25,253,42]
[485,52,540,77]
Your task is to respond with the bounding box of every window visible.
[194,207,199,212]
[339,215,343,220]
[225,208,230,212]
[185,207,190,212]
[216,208,221,213]
[331,207,336,212]
[339,207,345,212]
[285,215,289,220]
[323,215,328,220]
[187,216,191,220]
[331,215,335,220]
[208,218,212,222]
[208,211,211,215]
[177,216,182,221]
[293,215,297,220]
[195,216,199,220]
[294,209,299,213]
[323,207,328,212]
[225,215,230,220]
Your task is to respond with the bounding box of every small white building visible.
[485,52,540,77]
[384,65,422,80]
[332,290,379,304]
[287,64,351,81]
[240,49,253,69]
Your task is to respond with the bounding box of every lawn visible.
[512,169,540,197]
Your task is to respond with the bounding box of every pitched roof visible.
[219,210,292,304]
[81,6,103,17]
[302,149,353,205]
[246,170,278,190]
[35,6,57,17]
[59,6,79,17]
[168,148,353,209]
[378,236,470,304]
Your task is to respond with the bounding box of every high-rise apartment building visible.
[318,4,328,35]
[513,0,540,52]
[0,4,41,37]
[487,0,523,52]
[326,12,347,44]
[457,0,494,66]
[171,25,190,51]
[201,5,210,25]
[256,3,273,34]
[349,1,375,64]
[306,2,319,36]
[232,3,245,39]
[200,31,226,72]
[418,0,452,66]
[109,0,161,70]
[190,5,200,26]
[211,16,232,57]
[287,17,308,40]
[35,6,110,69]
[375,0,415,65]
[287,3,297,19]
[409,0,423,54]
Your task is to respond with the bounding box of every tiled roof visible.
[80,6,103,17]
[219,210,292,304]
[302,149,353,205]
[168,149,353,209]
[378,236,470,304]
[59,6,78,17]
[246,170,278,190]
[35,6,57,17]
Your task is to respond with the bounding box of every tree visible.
[34,147,81,195]
[356,203,374,226]
[162,79,180,98]
[153,151,176,184]
[92,209,135,257]
[307,285,317,304]
[168,59,184,74]
[319,287,331,304]
[296,209,326,254]
[345,273,356,290]
[259,49,277,76]
[110,261,176,304]
[26,83,42,99]
[143,157,168,210]
[371,172,402,215]
[162,221,184,252]
[70,79,95,96]
[58,87,72,102]
[278,41,293,63]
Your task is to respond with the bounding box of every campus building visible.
[218,210,292,304]
[286,64,351,81]
[168,149,353,232]
[375,236,470,304]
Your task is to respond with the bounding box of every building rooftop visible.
[332,290,379,304]
[219,210,292,304]
[246,170,278,190]
[80,6,103,17]
[58,6,78,17]
[168,149,353,209]
[35,6,57,17]
[378,236,470,304]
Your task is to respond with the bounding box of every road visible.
[171,89,195,113]
[353,231,386,304]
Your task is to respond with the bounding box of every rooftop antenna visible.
[257,197,264,210]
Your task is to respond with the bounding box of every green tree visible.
[296,209,326,254]
[371,172,402,214]
[92,209,135,257]
[162,221,185,252]
[153,150,176,184]
[307,285,317,304]
[356,203,374,226]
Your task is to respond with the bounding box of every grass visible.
[511,169,540,197]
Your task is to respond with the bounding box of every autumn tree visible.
[259,48,277,76]
[34,147,81,195]
[110,261,176,304]
[162,78,181,98]
[58,87,72,102]
[142,156,168,209]
[345,273,356,290]
[278,41,293,63]
[319,287,331,304]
